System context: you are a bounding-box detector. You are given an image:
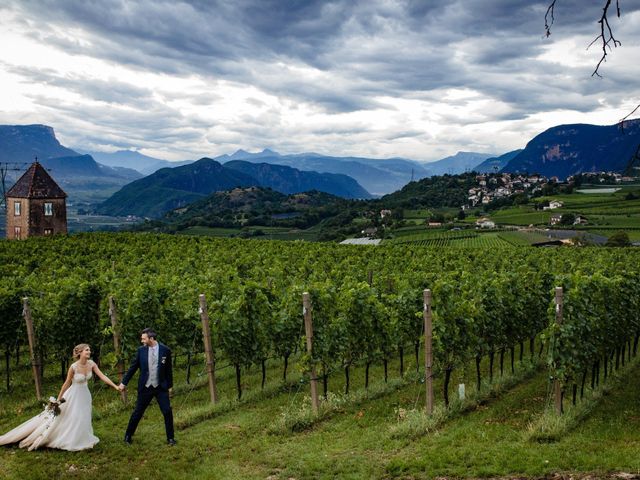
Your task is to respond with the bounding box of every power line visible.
[0,162,30,210]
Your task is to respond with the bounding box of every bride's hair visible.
[73,343,91,360]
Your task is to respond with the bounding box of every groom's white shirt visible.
[146,344,160,388]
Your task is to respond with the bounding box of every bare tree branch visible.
[589,0,622,77]
[545,2,638,160]
[544,0,557,38]
[618,104,640,133]
[545,1,621,77]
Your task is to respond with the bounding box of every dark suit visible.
[122,343,174,441]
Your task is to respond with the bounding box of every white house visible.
[543,200,563,210]
[550,214,563,225]
[475,217,495,229]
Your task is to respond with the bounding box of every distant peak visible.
[228,148,280,160]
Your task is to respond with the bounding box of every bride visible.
[0,343,120,451]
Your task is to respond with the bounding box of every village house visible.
[543,200,564,210]
[550,214,563,226]
[495,187,511,197]
[475,217,495,229]
[379,209,392,218]
[5,161,67,240]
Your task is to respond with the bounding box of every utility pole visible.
[0,162,29,210]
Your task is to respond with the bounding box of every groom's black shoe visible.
[167,439,177,446]
[124,435,133,445]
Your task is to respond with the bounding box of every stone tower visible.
[5,161,67,239]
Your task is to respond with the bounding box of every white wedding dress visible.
[0,361,99,451]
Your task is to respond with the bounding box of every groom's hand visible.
[169,388,174,398]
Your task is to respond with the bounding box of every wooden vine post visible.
[22,297,42,401]
[199,294,218,404]
[423,289,434,415]
[108,296,127,404]
[302,292,320,414]
[554,286,564,415]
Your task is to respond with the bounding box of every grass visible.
[3,347,640,479]
[389,358,540,439]
[526,352,640,442]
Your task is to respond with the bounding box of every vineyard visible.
[388,229,546,247]
[1,233,640,479]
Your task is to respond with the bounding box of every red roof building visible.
[5,161,67,239]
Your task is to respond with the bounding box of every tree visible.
[605,230,631,247]
[429,213,445,224]
[559,213,576,226]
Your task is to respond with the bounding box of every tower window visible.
[14,201,21,216]
[44,202,53,216]
[14,226,21,239]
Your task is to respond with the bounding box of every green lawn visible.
[2,345,640,479]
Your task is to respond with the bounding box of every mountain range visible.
[212,149,435,196]
[0,124,77,163]
[85,149,193,175]
[0,125,143,203]
[2,119,639,217]
[81,148,496,196]
[96,158,370,217]
[420,151,498,176]
[501,119,640,179]
[474,150,523,173]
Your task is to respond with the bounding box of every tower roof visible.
[6,161,67,199]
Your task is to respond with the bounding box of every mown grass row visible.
[3,350,640,478]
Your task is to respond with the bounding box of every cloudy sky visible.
[1,0,639,162]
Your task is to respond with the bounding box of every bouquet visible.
[45,396,66,416]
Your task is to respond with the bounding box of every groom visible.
[119,327,176,446]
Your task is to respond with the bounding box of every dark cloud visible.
[2,0,640,158]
